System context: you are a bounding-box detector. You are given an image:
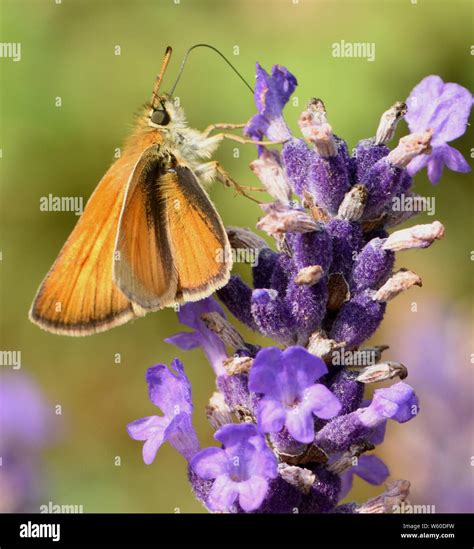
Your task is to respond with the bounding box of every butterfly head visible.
[148,94,186,131]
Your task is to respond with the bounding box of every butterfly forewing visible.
[29,152,142,335]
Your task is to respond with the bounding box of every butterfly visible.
[29,46,266,336]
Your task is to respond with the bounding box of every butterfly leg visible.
[214,133,287,146]
[196,161,263,204]
[202,122,246,137]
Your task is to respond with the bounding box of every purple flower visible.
[127,359,199,464]
[191,423,278,512]
[339,455,389,499]
[166,298,227,375]
[405,75,473,184]
[245,63,297,143]
[361,382,419,426]
[315,382,419,453]
[248,347,341,443]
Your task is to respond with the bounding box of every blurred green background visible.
[0,0,472,512]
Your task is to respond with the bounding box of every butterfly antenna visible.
[151,46,173,109]
[169,44,254,97]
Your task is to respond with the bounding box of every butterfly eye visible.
[151,109,170,126]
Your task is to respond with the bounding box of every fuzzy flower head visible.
[405,75,473,184]
[191,423,278,512]
[245,63,297,144]
[248,346,342,443]
[127,359,199,464]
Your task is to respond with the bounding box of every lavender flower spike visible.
[128,64,470,515]
[249,347,341,443]
[191,423,278,512]
[127,359,200,464]
[405,75,473,184]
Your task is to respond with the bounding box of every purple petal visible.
[245,63,296,143]
[207,475,239,511]
[247,444,279,479]
[215,423,261,451]
[126,415,165,440]
[426,150,445,184]
[429,82,473,145]
[173,299,227,375]
[146,360,192,416]
[254,63,297,118]
[442,144,471,173]
[245,113,267,142]
[126,416,169,464]
[360,382,419,427]
[165,413,200,461]
[370,420,387,445]
[191,447,229,479]
[301,384,342,420]
[250,346,322,404]
[165,331,201,350]
[238,476,269,512]
[406,75,444,133]
[141,433,166,465]
[339,470,354,500]
[177,298,224,330]
[285,407,315,443]
[406,76,473,145]
[257,398,286,434]
[406,153,429,177]
[248,347,284,396]
[282,346,328,386]
[353,454,389,485]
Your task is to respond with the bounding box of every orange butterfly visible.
[30,46,265,336]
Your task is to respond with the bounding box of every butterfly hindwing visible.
[114,148,231,308]
[161,165,232,302]
[113,144,178,309]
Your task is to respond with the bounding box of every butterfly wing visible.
[113,144,178,309]
[114,148,231,308]
[29,150,145,336]
[162,165,232,303]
